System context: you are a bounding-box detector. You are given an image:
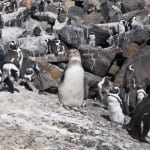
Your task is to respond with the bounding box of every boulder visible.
[20,36,48,56]
[58,25,87,48]
[79,45,116,76]
[68,6,84,18]
[3,7,29,27]
[85,71,101,99]
[90,25,110,47]
[33,61,63,92]
[82,11,104,24]
[122,43,141,58]
[111,25,150,48]
[31,12,57,24]
[108,64,120,77]
[2,27,26,43]
[120,0,146,14]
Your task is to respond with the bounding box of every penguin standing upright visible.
[38,0,45,12]
[0,14,4,39]
[58,49,85,107]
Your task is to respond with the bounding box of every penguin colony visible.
[0,0,149,144]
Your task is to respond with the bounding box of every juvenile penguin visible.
[107,86,125,124]
[58,49,84,107]
[88,32,96,47]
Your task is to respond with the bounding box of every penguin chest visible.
[59,65,84,106]
[64,65,84,93]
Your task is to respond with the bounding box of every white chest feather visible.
[107,94,125,124]
[59,64,84,106]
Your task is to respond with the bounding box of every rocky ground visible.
[0,0,150,149]
[0,85,149,150]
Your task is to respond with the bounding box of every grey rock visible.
[20,36,48,56]
[3,7,29,27]
[121,0,146,14]
[58,25,87,48]
[68,6,84,18]
[31,12,57,24]
[79,45,116,76]
[2,27,26,43]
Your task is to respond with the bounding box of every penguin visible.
[54,39,66,56]
[38,0,45,12]
[107,86,125,124]
[131,16,144,30]
[4,41,24,70]
[136,83,147,104]
[126,97,150,143]
[0,14,4,39]
[1,62,20,93]
[118,20,126,34]
[88,32,96,47]
[4,0,18,13]
[58,49,85,107]
[97,76,113,105]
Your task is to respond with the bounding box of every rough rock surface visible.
[0,86,150,150]
[79,45,117,76]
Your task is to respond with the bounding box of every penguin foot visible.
[63,105,72,110]
[81,100,87,107]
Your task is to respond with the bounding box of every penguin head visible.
[87,4,95,14]
[89,32,95,40]
[11,68,20,81]
[69,49,81,62]
[110,86,120,95]
[24,68,35,82]
[128,64,134,72]
[9,41,18,50]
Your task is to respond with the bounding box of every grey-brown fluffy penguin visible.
[58,49,85,107]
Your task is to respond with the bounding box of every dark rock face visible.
[30,12,56,24]
[3,7,29,27]
[121,0,146,14]
[79,45,116,76]
[91,25,110,47]
[82,12,104,24]
[85,71,101,99]
[111,26,150,48]
[58,25,87,48]
[122,43,141,58]
[68,6,84,18]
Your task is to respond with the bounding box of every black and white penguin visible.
[107,86,125,124]
[131,16,144,30]
[0,14,4,39]
[86,4,96,14]
[54,39,66,56]
[53,5,68,31]
[3,0,18,13]
[45,39,58,55]
[118,20,126,34]
[58,49,85,107]
[88,32,96,47]
[136,83,147,104]
[126,95,150,142]
[0,62,20,93]
[4,41,24,70]
[38,0,45,12]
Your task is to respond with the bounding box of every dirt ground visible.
[0,85,150,150]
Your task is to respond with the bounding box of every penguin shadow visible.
[0,86,19,93]
[101,114,110,122]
